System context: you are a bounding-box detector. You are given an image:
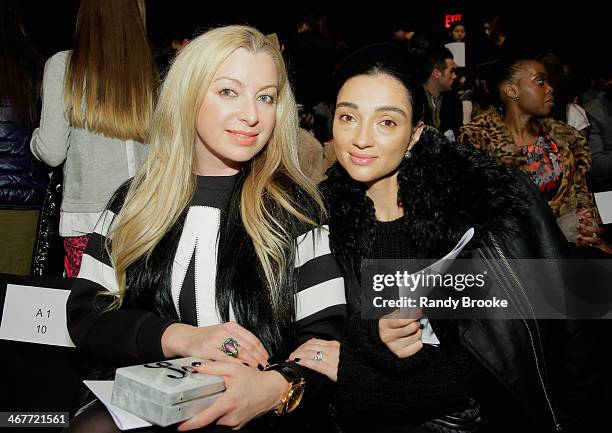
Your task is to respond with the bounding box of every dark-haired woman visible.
[289,44,587,433]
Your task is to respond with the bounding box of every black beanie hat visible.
[332,43,425,122]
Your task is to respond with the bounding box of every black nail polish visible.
[419,323,425,329]
[294,358,301,362]
[257,364,264,371]
[191,361,202,367]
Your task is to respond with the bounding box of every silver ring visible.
[313,350,324,361]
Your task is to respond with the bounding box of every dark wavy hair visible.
[333,43,425,123]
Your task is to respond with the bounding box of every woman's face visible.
[195,48,278,175]
[451,25,466,42]
[333,73,413,187]
[510,60,555,117]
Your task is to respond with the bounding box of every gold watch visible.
[268,364,306,416]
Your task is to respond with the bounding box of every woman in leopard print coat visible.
[459,58,611,255]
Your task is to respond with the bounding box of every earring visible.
[511,95,520,102]
[404,148,412,159]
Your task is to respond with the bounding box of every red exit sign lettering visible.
[445,14,463,28]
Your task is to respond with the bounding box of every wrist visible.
[266,363,306,415]
[264,370,290,411]
[161,323,194,358]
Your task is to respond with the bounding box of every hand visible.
[161,322,269,369]
[177,361,287,431]
[288,338,340,382]
[379,309,424,358]
[576,208,605,248]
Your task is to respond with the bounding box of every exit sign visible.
[445,14,463,28]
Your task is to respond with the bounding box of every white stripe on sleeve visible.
[295,277,345,321]
[78,253,120,293]
[295,225,331,268]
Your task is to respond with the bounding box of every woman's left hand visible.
[177,361,287,431]
[288,338,340,382]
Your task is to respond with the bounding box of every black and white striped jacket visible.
[67,176,346,367]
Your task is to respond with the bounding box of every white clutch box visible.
[111,357,225,426]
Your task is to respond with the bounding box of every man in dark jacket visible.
[420,47,463,141]
[584,69,612,192]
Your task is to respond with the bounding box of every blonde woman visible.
[65,26,346,433]
[30,0,156,276]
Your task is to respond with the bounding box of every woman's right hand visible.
[576,208,605,246]
[378,309,424,358]
[575,208,611,254]
[161,322,270,369]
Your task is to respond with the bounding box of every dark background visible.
[21,1,610,75]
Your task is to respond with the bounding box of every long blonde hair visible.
[64,0,155,142]
[108,25,325,311]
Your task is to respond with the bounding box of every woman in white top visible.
[30,0,155,276]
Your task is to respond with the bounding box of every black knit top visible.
[335,215,488,429]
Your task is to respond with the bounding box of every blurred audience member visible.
[421,47,463,141]
[0,1,48,275]
[584,66,612,192]
[537,52,590,135]
[30,0,156,276]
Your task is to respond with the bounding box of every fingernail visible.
[578,218,584,223]
[294,358,301,362]
[419,323,425,329]
[257,364,264,371]
[191,361,202,367]
[243,362,250,367]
